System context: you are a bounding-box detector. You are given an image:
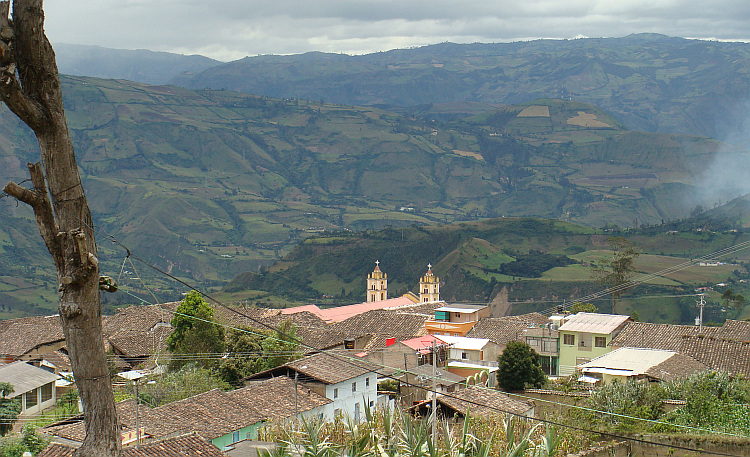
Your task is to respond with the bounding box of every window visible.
[333,388,338,399]
[41,383,53,403]
[576,357,591,365]
[461,352,468,359]
[365,377,370,387]
[594,337,607,348]
[233,431,240,443]
[369,400,375,407]
[352,382,357,392]
[542,339,557,352]
[25,389,38,409]
[455,313,461,318]
[563,334,575,345]
[527,337,539,347]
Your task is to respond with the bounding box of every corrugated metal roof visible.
[0,361,60,397]
[558,312,630,334]
[434,304,487,313]
[578,347,676,374]
[435,335,490,351]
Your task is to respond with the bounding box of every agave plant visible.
[395,410,432,457]
[299,416,338,457]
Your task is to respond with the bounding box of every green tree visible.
[0,425,50,457]
[569,302,598,314]
[138,366,230,406]
[721,288,746,316]
[591,237,640,313]
[166,291,225,371]
[57,389,80,416]
[217,320,301,386]
[261,320,301,370]
[0,383,20,437]
[496,341,546,392]
[217,326,267,387]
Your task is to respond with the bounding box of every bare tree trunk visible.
[0,1,120,455]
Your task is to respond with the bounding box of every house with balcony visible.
[425,304,489,337]
[557,313,630,376]
[521,325,559,376]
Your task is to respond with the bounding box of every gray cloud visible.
[43,0,750,61]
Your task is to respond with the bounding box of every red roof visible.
[281,304,322,316]
[401,334,444,353]
[282,296,417,323]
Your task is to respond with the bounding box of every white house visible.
[245,352,382,422]
[435,335,499,364]
[0,361,60,416]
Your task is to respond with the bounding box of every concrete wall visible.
[567,436,750,457]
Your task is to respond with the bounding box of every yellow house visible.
[557,313,630,376]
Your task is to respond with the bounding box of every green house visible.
[557,313,630,376]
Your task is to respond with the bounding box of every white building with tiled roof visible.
[246,352,383,422]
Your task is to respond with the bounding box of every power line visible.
[35,217,750,453]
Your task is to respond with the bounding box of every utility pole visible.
[697,293,706,333]
[432,339,437,442]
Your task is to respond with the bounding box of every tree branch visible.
[3,162,60,256]
[0,1,46,130]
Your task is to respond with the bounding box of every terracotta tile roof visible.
[645,353,708,382]
[42,399,167,443]
[437,386,534,417]
[610,322,720,351]
[109,325,173,359]
[151,388,265,441]
[103,304,175,334]
[231,376,331,419]
[329,309,429,350]
[678,335,750,378]
[715,319,750,342]
[505,312,550,325]
[33,350,71,372]
[0,315,65,357]
[38,433,227,457]
[466,317,542,345]
[276,352,380,385]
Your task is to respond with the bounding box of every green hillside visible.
[220,217,750,325]
[0,77,745,317]
[173,34,750,140]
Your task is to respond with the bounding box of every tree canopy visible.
[218,320,301,386]
[591,237,640,313]
[0,383,20,437]
[166,291,225,371]
[496,341,546,392]
[569,302,598,314]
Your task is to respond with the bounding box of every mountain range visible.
[2,35,750,318]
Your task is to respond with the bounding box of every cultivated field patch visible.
[517,105,550,117]
[567,111,613,128]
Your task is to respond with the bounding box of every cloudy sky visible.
[43,0,750,62]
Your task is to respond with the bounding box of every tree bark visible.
[0,1,120,455]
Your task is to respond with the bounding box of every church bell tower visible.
[366,260,388,302]
[419,264,440,303]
